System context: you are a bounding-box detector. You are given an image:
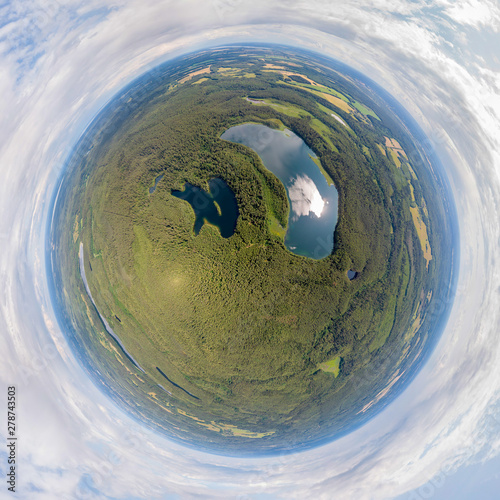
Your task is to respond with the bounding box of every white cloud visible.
[443,0,500,30]
[288,175,325,219]
[0,0,499,499]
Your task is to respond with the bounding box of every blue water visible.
[149,173,164,194]
[171,177,239,238]
[221,123,338,259]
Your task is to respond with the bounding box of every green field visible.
[318,356,341,377]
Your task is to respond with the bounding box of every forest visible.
[50,46,447,453]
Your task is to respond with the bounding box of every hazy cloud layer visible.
[0,1,499,499]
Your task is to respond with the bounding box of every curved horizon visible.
[0,2,498,499]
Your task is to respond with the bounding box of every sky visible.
[0,0,499,499]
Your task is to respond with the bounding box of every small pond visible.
[171,177,239,238]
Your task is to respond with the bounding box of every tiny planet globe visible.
[49,45,456,456]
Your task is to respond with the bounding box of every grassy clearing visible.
[268,216,286,238]
[404,313,422,343]
[216,422,275,438]
[284,77,380,120]
[192,77,209,85]
[318,356,341,377]
[410,207,432,269]
[352,101,380,120]
[262,69,319,86]
[245,97,308,118]
[407,163,418,180]
[316,102,350,127]
[175,409,273,437]
[280,79,349,101]
[278,60,301,67]
[263,63,287,69]
[384,136,409,164]
[421,197,429,218]
[179,66,211,84]
[309,154,335,186]
[216,67,256,79]
[390,149,401,168]
[385,137,405,154]
[73,215,79,243]
[408,181,416,202]
[310,118,339,152]
[304,88,354,113]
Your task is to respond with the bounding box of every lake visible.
[171,177,239,238]
[221,123,338,259]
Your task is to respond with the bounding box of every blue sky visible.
[0,0,499,498]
